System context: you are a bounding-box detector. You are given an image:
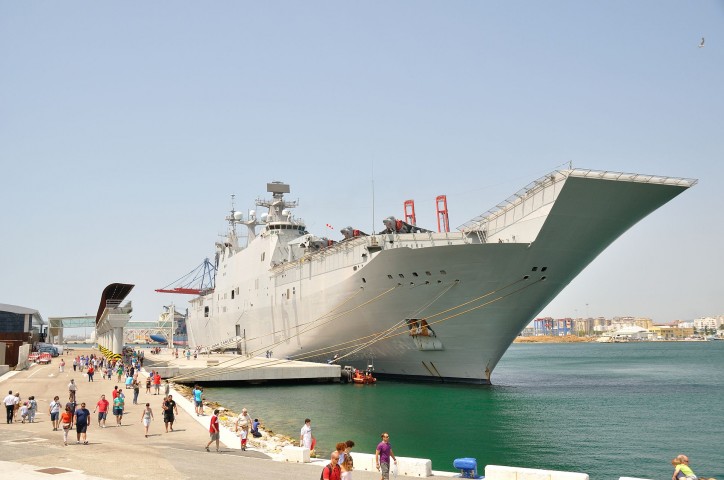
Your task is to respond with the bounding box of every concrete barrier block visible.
[485,465,520,480]
[352,453,377,472]
[281,445,310,463]
[397,456,432,477]
[517,468,551,480]
[551,471,589,480]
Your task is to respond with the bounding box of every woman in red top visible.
[60,406,73,446]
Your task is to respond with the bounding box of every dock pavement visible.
[0,349,452,480]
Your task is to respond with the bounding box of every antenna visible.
[371,162,376,234]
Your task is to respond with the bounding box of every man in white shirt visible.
[300,418,313,450]
[68,379,78,403]
[4,390,19,424]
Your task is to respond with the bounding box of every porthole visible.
[353,266,358,271]
[362,278,367,283]
[398,274,405,278]
[387,275,393,279]
[532,267,538,271]
[412,272,419,277]
[425,271,432,276]
[541,267,547,272]
[440,270,447,275]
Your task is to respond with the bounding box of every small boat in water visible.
[352,369,377,384]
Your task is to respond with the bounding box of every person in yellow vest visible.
[671,455,697,480]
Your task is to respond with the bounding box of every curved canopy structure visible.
[95,283,134,324]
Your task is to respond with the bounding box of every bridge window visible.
[204,306,209,318]
[231,290,235,299]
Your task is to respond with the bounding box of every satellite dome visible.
[249,209,256,218]
[233,211,242,220]
[260,213,269,223]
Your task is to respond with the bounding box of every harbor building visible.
[0,303,45,367]
[649,325,694,340]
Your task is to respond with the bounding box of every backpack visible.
[320,464,333,480]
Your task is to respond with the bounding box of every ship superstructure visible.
[185,170,695,383]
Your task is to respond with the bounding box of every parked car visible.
[38,346,59,357]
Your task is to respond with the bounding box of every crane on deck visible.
[155,258,216,295]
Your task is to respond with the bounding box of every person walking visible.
[13,392,21,421]
[322,451,342,480]
[68,379,77,404]
[3,390,17,424]
[163,379,171,397]
[87,365,95,382]
[235,408,252,451]
[153,372,162,395]
[27,396,37,423]
[300,418,314,451]
[162,394,178,432]
[132,380,140,405]
[375,433,397,480]
[60,405,73,446]
[205,409,220,452]
[112,391,124,426]
[49,395,62,430]
[94,394,109,428]
[59,359,65,373]
[341,450,354,480]
[140,403,154,438]
[74,402,91,444]
[192,385,203,416]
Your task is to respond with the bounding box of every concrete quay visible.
[0,349,454,480]
[143,349,341,384]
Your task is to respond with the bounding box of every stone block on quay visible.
[485,465,521,480]
[550,471,589,480]
[282,445,310,463]
[517,468,551,480]
[351,453,377,472]
[397,456,432,477]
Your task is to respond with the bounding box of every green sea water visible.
[203,342,724,479]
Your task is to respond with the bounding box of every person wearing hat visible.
[235,407,252,451]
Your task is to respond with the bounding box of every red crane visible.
[155,258,216,295]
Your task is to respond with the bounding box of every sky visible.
[2,1,723,327]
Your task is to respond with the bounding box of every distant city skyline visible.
[2,1,722,326]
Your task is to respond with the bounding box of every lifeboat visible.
[352,369,377,385]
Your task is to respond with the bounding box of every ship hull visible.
[186,171,694,383]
